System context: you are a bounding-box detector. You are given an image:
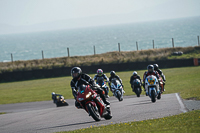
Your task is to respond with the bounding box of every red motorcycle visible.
[76,84,112,121]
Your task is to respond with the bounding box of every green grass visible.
[0,66,200,104]
[58,110,200,133]
[0,112,6,115]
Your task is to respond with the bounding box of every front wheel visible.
[135,87,141,97]
[116,91,123,101]
[104,107,112,120]
[157,92,161,100]
[151,90,156,103]
[86,103,101,121]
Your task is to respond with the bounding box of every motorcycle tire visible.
[104,109,112,120]
[157,92,161,100]
[135,88,141,97]
[151,90,156,103]
[117,91,123,101]
[86,103,101,121]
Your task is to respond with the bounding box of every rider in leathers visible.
[70,67,110,109]
[130,71,142,92]
[93,69,110,97]
[143,65,161,95]
[108,71,123,89]
[153,64,166,91]
[108,71,125,94]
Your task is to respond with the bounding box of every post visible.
[67,47,70,57]
[93,45,96,55]
[172,38,174,48]
[152,40,154,49]
[198,36,199,46]
[118,43,120,52]
[11,53,13,62]
[136,41,138,51]
[42,50,44,59]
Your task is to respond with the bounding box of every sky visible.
[0,0,200,34]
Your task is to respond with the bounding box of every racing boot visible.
[101,94,110,105]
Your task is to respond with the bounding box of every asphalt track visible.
[0,93,188,133]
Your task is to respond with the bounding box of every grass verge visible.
[0,46,200,73]
[58,110,200,133]
[0,66,200,104]
[0,112,6,115]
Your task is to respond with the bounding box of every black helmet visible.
[147,65,154,73]
[153,64,159,70]
[71,67,82,79]
[110,71,116,77]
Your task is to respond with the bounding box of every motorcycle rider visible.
[52,92,62,104]
[130,71,142,92]
[109,71,124,93]
[143,65,161,96]
[93,69,110,98]
[153,64,166,91]
[70,67,110,109]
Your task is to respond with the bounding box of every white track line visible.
[175,93,188,113]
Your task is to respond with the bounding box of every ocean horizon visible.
[0,16,200,62]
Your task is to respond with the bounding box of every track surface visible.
[0,93,187,133]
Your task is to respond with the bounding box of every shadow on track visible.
[127,101,152,106]
[37,120,98,131]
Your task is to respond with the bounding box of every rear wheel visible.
[86,103,101,121]
[151,90,156,103]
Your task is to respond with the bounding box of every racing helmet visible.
[52,92,55,95]
[147,65,154,73]
[110,71,116,77]
[133,71,137,76]
[97,69,103,76]
[71,67,82,79]
[153,64,159,71]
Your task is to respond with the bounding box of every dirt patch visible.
[185,97,199,101]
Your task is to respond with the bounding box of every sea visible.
[0,16,200,62]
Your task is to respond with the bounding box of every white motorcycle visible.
[111,79,124,101]
[145,75,161,103]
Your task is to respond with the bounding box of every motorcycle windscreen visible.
[78,84,87,94]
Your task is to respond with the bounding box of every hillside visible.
[0,46,200,74]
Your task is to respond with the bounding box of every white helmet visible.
[133,71,137,76]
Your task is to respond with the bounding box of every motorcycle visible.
[110,79,124,101]
[52,93,69,107]
[76,84,112,121]
[131,79,142,97]
[145,75,161,103]
[158,76,164,93]
[96,77,109,98]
